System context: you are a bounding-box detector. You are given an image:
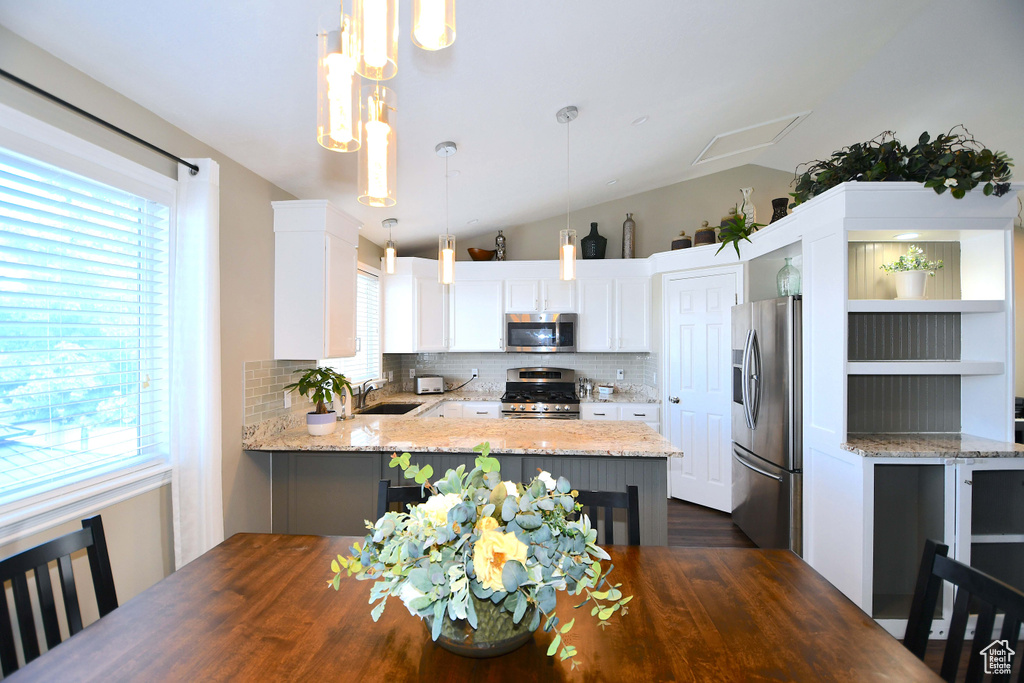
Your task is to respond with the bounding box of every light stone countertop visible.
[841,433,1024,458]
[244,413,679,458]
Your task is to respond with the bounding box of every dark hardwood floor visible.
[666,496,969,680]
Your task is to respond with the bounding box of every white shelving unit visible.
[846,361,1004,376]
[846,300,1004,313]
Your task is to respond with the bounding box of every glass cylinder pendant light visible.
[317,14,361,152]
[354,0,398,81]
[557,105,579,281]
[357,83,397,207]
[412,0,455,51]
[383,218,397,274]
[559,229,577,281]
[436,141,457,285]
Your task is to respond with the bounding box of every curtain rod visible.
[0,68,200,176]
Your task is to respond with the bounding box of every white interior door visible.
[666,272,736,512]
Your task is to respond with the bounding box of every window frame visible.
[0,103,175,545]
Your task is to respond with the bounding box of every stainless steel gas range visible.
[500,367,580,419]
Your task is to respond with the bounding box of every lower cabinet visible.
[581,402,660,433]
[441,401,500,418]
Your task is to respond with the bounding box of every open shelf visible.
[847,361,1004,376]
[847,300,1004,313]
[972,534,1024,544]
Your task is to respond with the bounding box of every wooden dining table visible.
[13,533,938,681]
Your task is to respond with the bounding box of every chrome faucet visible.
[357,379,382,409]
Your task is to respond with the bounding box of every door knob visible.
[669,396,680,403]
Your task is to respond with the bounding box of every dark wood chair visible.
[574,485,641,546]
[0,515,118,676]
[904,539,1024,682]
[376,480,429,519]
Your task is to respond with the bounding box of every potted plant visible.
[880,245,944,300]
[790,126,1013,207]
[284,367,353,436]
[329,443,631,669]
[716,208,763,258]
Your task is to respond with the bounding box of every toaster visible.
[414,375,445,395]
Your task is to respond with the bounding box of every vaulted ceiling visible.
[1,1,1021,250]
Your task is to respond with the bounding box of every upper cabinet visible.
[615,277,651,351]
[449,279,504,352]
[577,277,651,352]
[505,279,575,312]
[273,200,360,360]
[382,258,448,353]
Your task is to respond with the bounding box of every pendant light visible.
[357,82,397,207]
[436,141,457,285]
[557,105,578,281]
[354,0,398,81]
[383,218,397,274]
[317,13,361,152]
[412,0,455,51]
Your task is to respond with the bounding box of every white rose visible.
[944,178,957,188]
[398,581,426,613]
[503,481,518,497]
[537,471,556,491]
[418,493,462,527]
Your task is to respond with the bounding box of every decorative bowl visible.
[467,248,496,261]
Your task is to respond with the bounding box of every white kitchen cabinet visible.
[415,276,448,351]
[441,402,463,418]
[449,279,504,352]
[505,279,575,313]
[577,280,614,351]
[440,401,500,418]
[419,403,444,418]
[615,278,651,351]
[382,259,449,353]
[273,200,360,360]
[581,402,660,432]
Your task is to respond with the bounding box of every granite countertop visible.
[244,413,679,458]
[579,392,658,404]
[365,390,659,410]
[841,433,1024,459]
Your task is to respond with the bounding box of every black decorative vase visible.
[580,222,607,259]
[769,198,789,224]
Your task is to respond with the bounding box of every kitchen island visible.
[244,410,679,545]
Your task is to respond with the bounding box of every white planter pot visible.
[306,411,338,436]
[893,270,930,300]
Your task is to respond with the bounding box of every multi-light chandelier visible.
[317,0,456,209]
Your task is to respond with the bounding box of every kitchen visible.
[1,1,1024,679]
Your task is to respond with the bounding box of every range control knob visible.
[531,405,538,411]
[554,405,562,411]
[561,405,570,411]
[517,404,524,411]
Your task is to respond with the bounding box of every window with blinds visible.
[324,268,380,382]
[0,145,170,506]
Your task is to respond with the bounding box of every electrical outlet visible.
[409,369,416,378]
[616,369,624,380]
[387,370,393,382]
[471,368,478,377]
[283,391,291,409]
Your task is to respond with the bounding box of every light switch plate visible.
[283,391,291,409]
[409,369,416,378]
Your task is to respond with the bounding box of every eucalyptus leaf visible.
[513,594,528,624]
[547,633,561,657]
[502,560,528,593]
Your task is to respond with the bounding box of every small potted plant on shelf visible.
[880,245,944,300]
[716,208,763,258]
[284,367,353,436]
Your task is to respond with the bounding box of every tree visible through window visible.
[0,145,170,506]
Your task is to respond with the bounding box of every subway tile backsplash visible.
[243,359,317,426]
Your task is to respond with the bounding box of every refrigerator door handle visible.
[741,330,754,429]
[735,449,783,482]
[749,329,762,428]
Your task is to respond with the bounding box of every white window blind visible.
[324,268,380,383]
[0,145,170,507]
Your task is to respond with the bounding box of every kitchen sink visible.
[357,402,423,415]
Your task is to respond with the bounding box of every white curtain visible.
[171,159,224,569]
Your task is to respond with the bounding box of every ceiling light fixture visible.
[357,82,397,207]
[354,0,398,81]
[383,218,398,274]
[436,141,457,285]
[412,0,455,50]
[631,115,648,126]
[894,232,920,240]
[557,105,578,282]
[317,13,361,152]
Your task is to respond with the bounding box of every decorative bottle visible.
[495,230,506,261]
[739,187,755,225]
[777,257,801,297]
[580,222,607,259]
[622,213,636,259]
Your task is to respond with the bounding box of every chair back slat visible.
[377,480,429,519]
[57,555,83,635]
[33,563,62,649]
[574,486,641,546]
[965,603,997,683]
[0,589,16,676]
[11,573,40,664]
[0,515,118,675]
[904,539,947,657]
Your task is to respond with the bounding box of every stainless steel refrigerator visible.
[731,295,802,555]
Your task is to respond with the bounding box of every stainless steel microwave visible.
[505,313,577,353]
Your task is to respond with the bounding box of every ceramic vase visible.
[739,187,755,225]
[306,411,338,436]
[424,593,536,658]
[769,198,789,224]
[622,213,636,259]
[580,222,607,259]
[495,230,506,261]
[894,270,929,300]
[776,257,801,297]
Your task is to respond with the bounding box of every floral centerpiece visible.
[328,443,632,668]
[881,245,944,300]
